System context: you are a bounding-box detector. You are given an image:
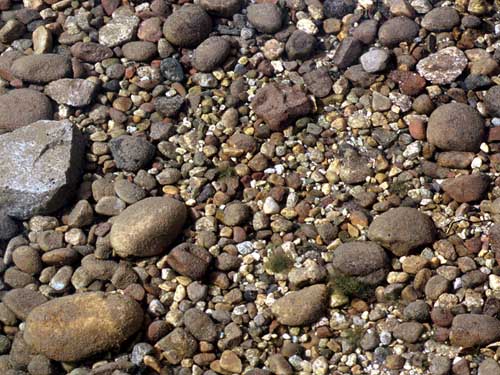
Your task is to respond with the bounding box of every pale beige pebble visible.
[33,26,52,54]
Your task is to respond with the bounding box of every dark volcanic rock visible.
[0,120,85,220]
[109,135,156,172]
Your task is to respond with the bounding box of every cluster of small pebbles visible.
[2,0,500,374]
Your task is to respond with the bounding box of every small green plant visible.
[328,272,372,299]
[264,250,294,274]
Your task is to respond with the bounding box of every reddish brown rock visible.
[389,71,426,96]
[442,174,489,203]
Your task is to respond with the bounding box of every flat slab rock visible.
[45,78,99,107]
[0,120,85,219]
[416,47,467,84]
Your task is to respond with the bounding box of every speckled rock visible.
[417,47,468,84]
[45,79,98,107]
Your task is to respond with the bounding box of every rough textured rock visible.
[98,13,140,48]
[11,54,72,83]
[271,284,327,326]
[323,0,355,18]
[70,42,113,63]
[331,241,389,285]
[378,17,419,46]
[110,197,187,257]
[333,37,363,69]
[24,292,143,361]
[441,174,489,203]
[368,207,436,256]
[109,135,156,172]
[427,103,485,152]
[0,120,85,220]
[484,86,500,117]
[163,4,212,47]
[251,83,312,131]
[192,37,231,72]
[3,289,47,320]
[416,47,468,84]
[450,314,500,348]
[0,89,53,131]
[183,308,218,342]
[286,30,316,60]
[45,79,98,107]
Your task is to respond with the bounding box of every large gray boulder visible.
[0,120,85,219]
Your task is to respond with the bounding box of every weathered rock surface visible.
[450,314,500,348]
[45,79,99,107]
[0,120,85,219]
[416,47,468,84]
[11,54,72,83]
[24,292,143,361]
[0,89,53,131]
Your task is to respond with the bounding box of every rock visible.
[110,197,187,257]
[12,246,42,275]
[404,300,430,322]
[183,308,218,342]
[70,42,113,63]
[11,54,71,84]
[271,284,327,326]
[160,58,184,82]
[390,0,416,17]
[0,120,84,220]
[303,68,332,98]
[67,200,93,227]
[416,47,468,84]
[3,289,47,320]
[360,48,390,73]
[429,356,452,375]
[45,79,98,107]
[223,202,252,226]
[32,26,52,54]
[333,37,363,70]
[389,71,426,96]
[109,135,155,172]
[199,0,243,18]
[0,89,53,131]
[286,30,316,60]
[441,174,489,203]
[167,243,212,279]
[339,149,373,184]
[450,314,500,348]
[247,3,282,34]
[393,322,424,343]
[368,207,436,256]
[378,17,419,46]
[155,328,198,365]
[331,241,389,285]
[122,41,157,62]
[0,20,25,43]
[138,17,163,42]
[427,103,485,152]
[163,4,212,47]
[353,19,378,44]
[0,211,18,240]
[251,83,312,131]
[98,13,140,48]
[421,7,460,31]
[24,292,143,361]
[484,86,500,117]
[425,275,450,300]
[220,351,242,373]
[192,37,231,72]
[478,358,500,375]
[323,0,355,18]
[155,95,184,117]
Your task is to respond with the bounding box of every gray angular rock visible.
[11,54,72,83]
[247,3,282,34]
[163,4,212,47]
[416,47,467,84]
[0,120,85,220]
[333,37,363,70]
[368,207,436,256]
[98,13,140,48]
[0,89,53,131]
[331,241,389,285]
[24,292,143,361]
[45,79,98,107]
[271,284,327,326]
[378,17,419,46]
[110,197,187,257]
[109,135,155,172]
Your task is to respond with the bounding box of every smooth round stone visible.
[199,0,243,18]
[110,197,187,257]
[121,41,157,62]
[11,54,72,83]
[378,17,419,46]
[421,7,460,32]
[484,86,500,117]
[427,103,485,152]
[163,4,212,47]
[192,36,231,72]
[24,292,143,361]
[246,3,282,34]
[0,89,53,131]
